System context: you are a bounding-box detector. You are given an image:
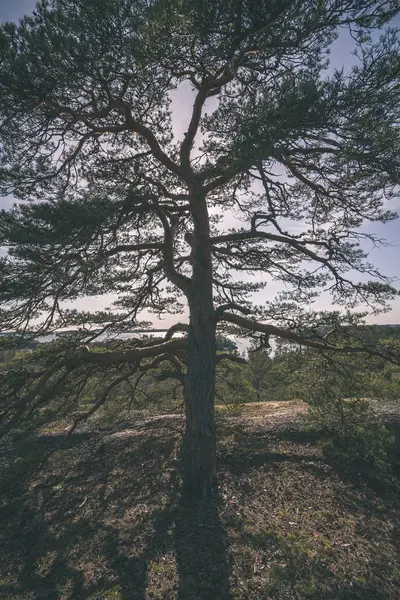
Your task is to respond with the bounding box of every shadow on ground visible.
[216,415,400,600]
[0,418,233,600]
[0,412,399,599]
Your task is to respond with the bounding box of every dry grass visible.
[0,402,399,599]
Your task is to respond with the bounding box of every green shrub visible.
[305,397,371,430]
[304,388,396,487]
[322,423,395,486]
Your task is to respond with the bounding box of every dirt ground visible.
[0,401,399,599]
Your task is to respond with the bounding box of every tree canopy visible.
[0,0,399,492]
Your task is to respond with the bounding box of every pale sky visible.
[1,1,399,327]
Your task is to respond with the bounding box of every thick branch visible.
[0,337,189,437]
[125,111,184,179]
[218,312,400,365]
[181,68,235,180]
[180,88,208,172]
[139,173,190,202]
[215,303,252,318]
[156,370,185,383]
[152,205,192,293]
[163,322,190,340]
[139,352,182,373]
[77,338,187,365]
[216,353,247,365]
[212,230,318,248]
[202,139,340,194]
[139,352,186,384]
[279,156,326,195]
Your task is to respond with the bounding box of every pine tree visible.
[0,0,399,493]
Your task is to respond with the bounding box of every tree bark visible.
[180,308,217,495]
[180,183,217,495]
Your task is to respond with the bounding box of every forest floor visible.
[0,400,399,600]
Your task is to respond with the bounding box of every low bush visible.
[322,422,396,486]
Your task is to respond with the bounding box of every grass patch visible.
[0,401,399,599]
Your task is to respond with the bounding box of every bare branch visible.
[73,364,139,429]
[103,242,163,257]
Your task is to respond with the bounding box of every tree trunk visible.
[180,310,217,495]
[180,183,216,495]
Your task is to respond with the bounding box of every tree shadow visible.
[221,449,327,476]
[101,487,235,600]
[2,415,398,600]
[173,489,233,600]
[222,421,400,500]
[240,528,394,600]
[1,426,176,599]
[0,420,234,599]
[219,425,400,599]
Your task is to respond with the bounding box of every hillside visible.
[1,402,399,600]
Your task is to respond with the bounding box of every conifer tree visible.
[0,0,399,492]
